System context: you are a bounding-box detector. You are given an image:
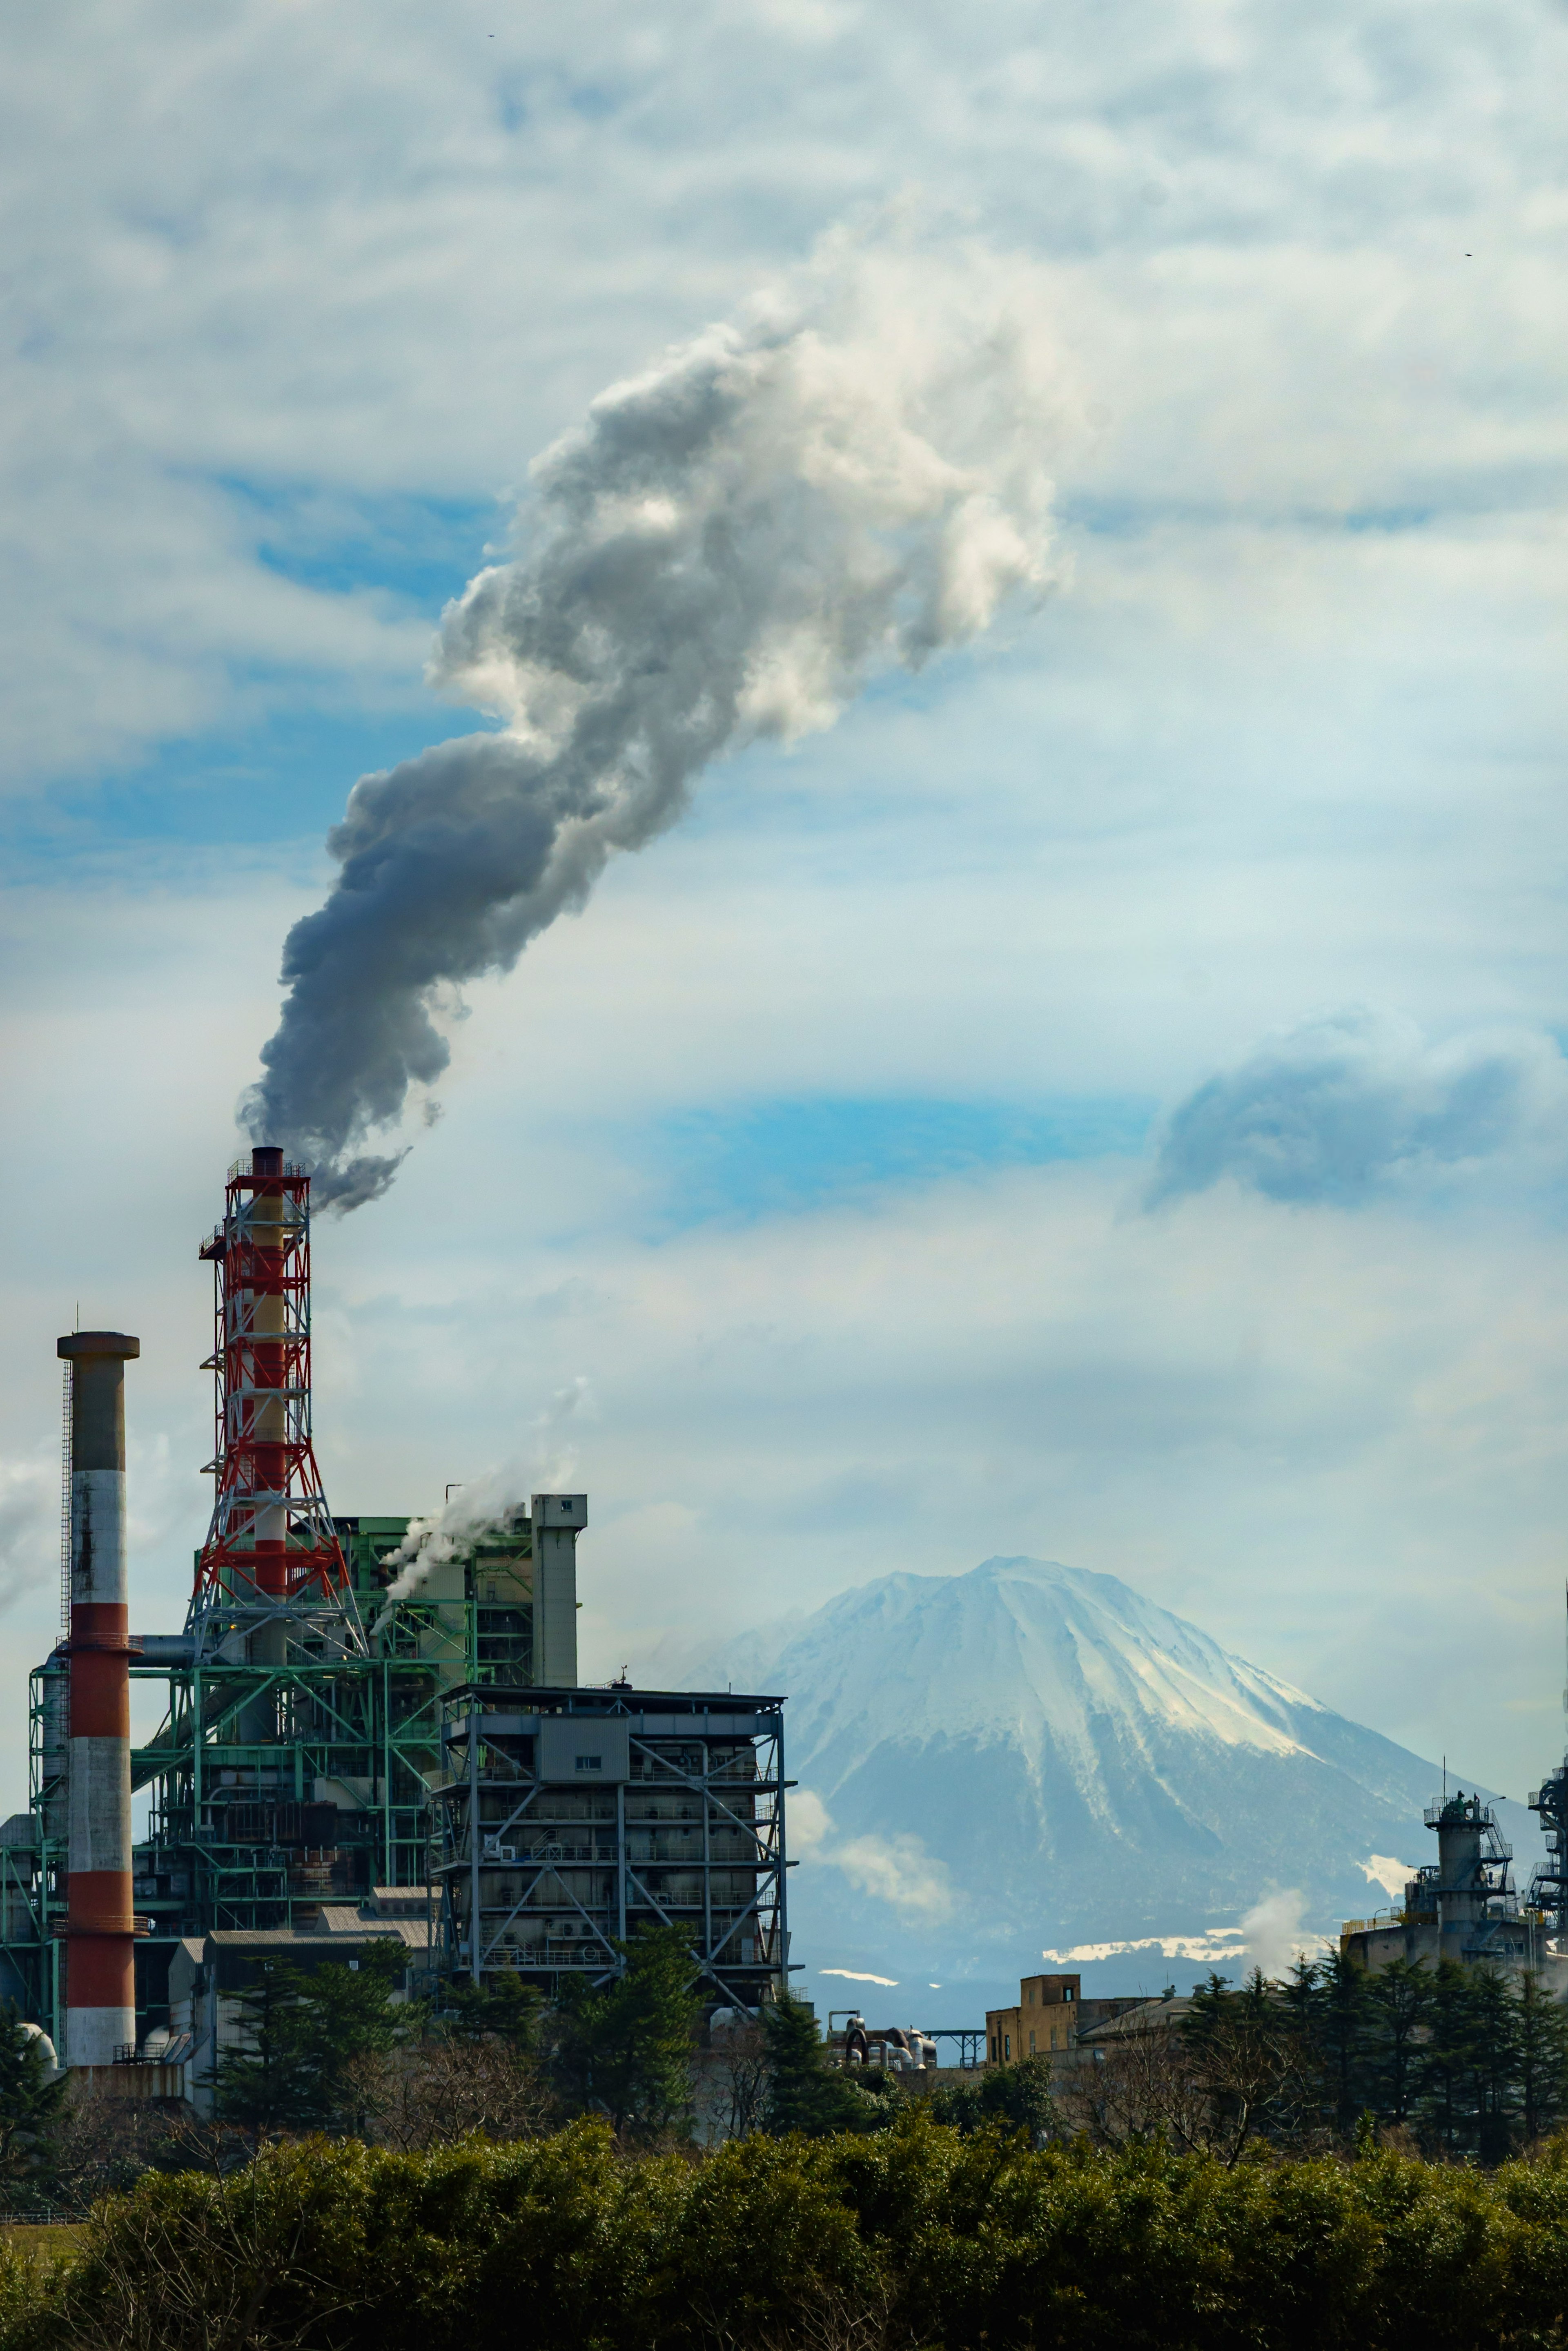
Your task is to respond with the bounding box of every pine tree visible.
[214,1947,402,2139]
[287,1946,402,2133]
[557,1925,703,2140]
[212,1962,319,2140]
[1363,1958,1429,2126]
[1470,1967,1523,2163]
[1513,1970,1568,2146]
[0,2006,68,2194]
[762,1996,884,2137]
[1416,1960,1479,2155]
[441,1972,543,2050]
[1310,1949,1370,2137]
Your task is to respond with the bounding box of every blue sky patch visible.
[641,1093,1156,1229]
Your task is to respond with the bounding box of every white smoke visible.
[373,1374,594,1619]
[792,1786,955,1922]
[1238,1889,1331,1979]
[243,225,1077,1205]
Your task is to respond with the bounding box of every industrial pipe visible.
[57,1329,140,2068]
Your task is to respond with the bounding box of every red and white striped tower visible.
[56,1329,139,2068]
[195,1148,347,1625]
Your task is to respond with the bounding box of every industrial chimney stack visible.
[56,1330,140,2068]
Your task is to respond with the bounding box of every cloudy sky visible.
[2,0,1566,1815]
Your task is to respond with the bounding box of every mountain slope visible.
[698,1557,1539,1998]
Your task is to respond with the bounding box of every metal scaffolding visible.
[433,1686,791,2006]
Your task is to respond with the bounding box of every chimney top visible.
[58,1333,140,1360]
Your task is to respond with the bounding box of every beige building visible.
[986,1972,1145,2065]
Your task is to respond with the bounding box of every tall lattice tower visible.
[193,1147,359,1654]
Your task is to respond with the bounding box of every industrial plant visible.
[1339,1790,1568,1981]
[0,1151,790,2092]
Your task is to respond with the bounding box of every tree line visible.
[1053,1954,1568,2167]
[10,2110,1568,2350]
[7,1934,1568,2214]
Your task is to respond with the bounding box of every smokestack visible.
[532,1492,586,1685]
[196,1149,345,1615]
[56,1329,140,2068]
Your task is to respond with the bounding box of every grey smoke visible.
[1148,1008,1568,1206]
[243,234,1074,1205]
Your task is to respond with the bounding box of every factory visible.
[1338,1778,1568,1984]
[0,1150,791,2090]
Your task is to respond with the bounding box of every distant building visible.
[1340,1792,1568,1986]
[985,1972,1145,2064]
[165,1885,433,2112]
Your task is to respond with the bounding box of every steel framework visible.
[196,1149,345,1610]
[2,1521,535,2052]
[434,1686,791,2007]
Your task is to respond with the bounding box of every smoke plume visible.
[372,1374,592,1621]
[243,230,1075,1205]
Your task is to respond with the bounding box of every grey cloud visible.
[1148,1010,1568,1206]
[243,232,1073,1206]
[0,1461,56,1616]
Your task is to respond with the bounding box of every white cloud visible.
[1359,1855,1416,1903]
[1041,1929,1247,1965]
[1,0,1565,792]
[790,1789,834,1856]
[790,1789,953,1920]
[820,1967,899,1985]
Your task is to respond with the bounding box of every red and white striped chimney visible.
[56,1331,139,2068]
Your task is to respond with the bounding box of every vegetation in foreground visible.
[9,2115,1568,2349]
[8,1935,1568,2343]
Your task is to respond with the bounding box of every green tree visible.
[1363,1957,1429,2126]
[929,2052,1058,2139]
[1470,1966,1522,2163]
[440,1972,543,2051]
[1310,1948,1370,2136]
[289,1947,402,2134]
[212,1963,319,2140]
[1179,1970,1313,2160]
[1416,1959,1479,2154]
[556,1925,703,2140]
[0,2007,68,2195]
[214,1948,402,2140]
[761,1997,890,2137]
[1513,1970,1568,2145]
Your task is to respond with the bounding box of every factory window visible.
[1003,2033,1011,2059]
[1029,2031,1035,2053]
[575,1755,603,1773]
[1026,1984,1034,2003]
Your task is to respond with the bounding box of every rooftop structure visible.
[1341,1790,1560,1981]
[434,1684,788,2007]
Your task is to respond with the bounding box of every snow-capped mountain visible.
[694,1558,1541,2013]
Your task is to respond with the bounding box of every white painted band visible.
[64,2009,137,2068]
[68,1736,131,1874]
[70,1470,127,1606]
